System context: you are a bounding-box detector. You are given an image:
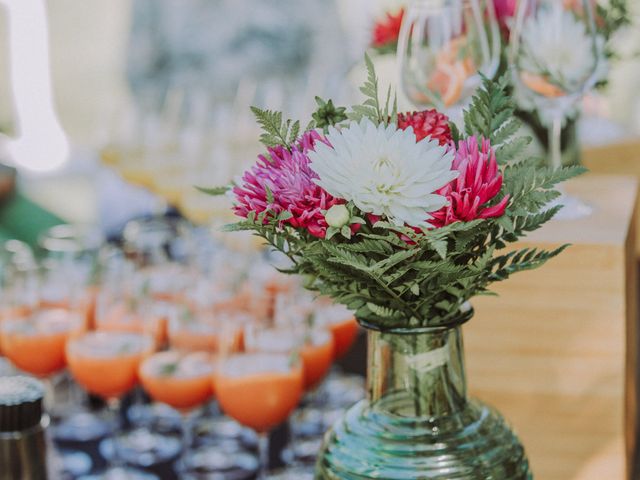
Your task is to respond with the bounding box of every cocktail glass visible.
[66,331,156,479]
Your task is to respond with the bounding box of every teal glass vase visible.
[315,310,532,479]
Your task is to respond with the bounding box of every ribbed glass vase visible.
[315,310,532,479]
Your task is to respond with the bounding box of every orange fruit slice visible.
[520,71,565,98]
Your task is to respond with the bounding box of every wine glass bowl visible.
[138,350,214,412]
[398,0,501,110]
[214,352,304,434]
[214,349,304,480]
[66,331,154,400]
[1,308,85,377]
[509,0,602,117]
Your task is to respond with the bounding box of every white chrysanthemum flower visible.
[519,7,602,93]
[308,119,457,228]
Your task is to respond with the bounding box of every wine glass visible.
[244,291,335,468]
[508,0,602,218]
[214,348,304,480]
[0,239,38,334]
[94,255,182,469]
[38,224,104,332]
[398,0,501,118]
[66,331,156,479]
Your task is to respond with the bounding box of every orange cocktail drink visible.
[66,331,153,399]
[316,303,359,359]
[139,351,214,411]
[247,325,335,391]
[214,352,303,433]
[0,304,32,355]
[328,317,359,359]
[66,331,158,478]
[2,308,84,376]
[300,329,335,390]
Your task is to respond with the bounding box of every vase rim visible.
[356,303,474,334]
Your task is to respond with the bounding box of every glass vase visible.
[315,311,532,479]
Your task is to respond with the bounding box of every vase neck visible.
[367,326,467,418]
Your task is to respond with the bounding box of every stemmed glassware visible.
[243,290,336,470]
[214,340,304,480]
[398,0,501,118]
[66,330,156,479]
[0,239,38,338]
[508,0,602,218]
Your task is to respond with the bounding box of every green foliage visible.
[311,97,347,133]
[200,58,584,331]
[372,42,398,56]
[597,0,631,43]
[347,53,396,125]
[250,107,300,150]
[195,185,229,196]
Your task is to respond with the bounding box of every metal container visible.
[0,376,48,480]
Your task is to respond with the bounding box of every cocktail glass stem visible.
[179,409,197,472]
[257,431,270,480]
[42,376,57,416]
[106,397,126,470]
[549,114,563,170]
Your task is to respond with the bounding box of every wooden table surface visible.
[464,174,638,480]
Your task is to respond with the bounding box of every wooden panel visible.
[464,174,638,480]
[582,139,640,255]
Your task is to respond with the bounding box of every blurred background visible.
[0,0,636,237]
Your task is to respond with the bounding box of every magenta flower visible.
[494,0,516,35]
[429,136,509,228]
[233,131,342,238]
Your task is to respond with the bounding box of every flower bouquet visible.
[201,59,583,478]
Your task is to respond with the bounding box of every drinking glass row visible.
[0,220,362,479]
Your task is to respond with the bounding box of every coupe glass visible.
[214,350,303,480]
[0,240,38,330]
[66,331,156,480]
[245,292,336,468]
[509,0,602,218]
[398,0,500,117]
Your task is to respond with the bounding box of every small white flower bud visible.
[325,204,350,228]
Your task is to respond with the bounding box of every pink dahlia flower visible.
[429,136,509,228]
[233,131,342,239]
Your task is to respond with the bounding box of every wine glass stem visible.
[106,397,125,470]
[549,115,563,170]
[180,409,196,471]
[257,431,270,480]
[43,377,56,417]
